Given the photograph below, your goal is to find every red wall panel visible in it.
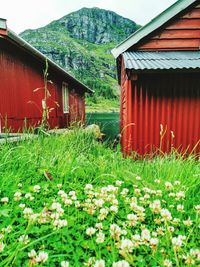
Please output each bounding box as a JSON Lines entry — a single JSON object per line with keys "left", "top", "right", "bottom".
{"left": 121, "top": 72, "right": 200, "bottom": 155}
{"left": 0, "top": 38, "right": 85, "bottom": 132}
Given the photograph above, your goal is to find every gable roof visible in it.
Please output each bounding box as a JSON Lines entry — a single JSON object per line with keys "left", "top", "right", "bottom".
{"left": 0, "top": 19, "right": 93, "bottom": 94}
{"left": 112, "top": 0, "right": 197, "bottom": 58}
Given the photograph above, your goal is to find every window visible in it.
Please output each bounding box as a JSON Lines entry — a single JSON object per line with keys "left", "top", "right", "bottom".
{"left": 62, "top": 82, "right": 69, "bottom": 113}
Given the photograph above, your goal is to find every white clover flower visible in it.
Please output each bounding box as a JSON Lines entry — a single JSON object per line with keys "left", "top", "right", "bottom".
{"left": 121, "top": 188, "right": 129, "bottom": 197}
{"left": 0, "top": 242, "right": 5, "bottom": 253}
{"left": 173, "top": 218, "right": 181, "bottom": 224}
{"left": 190, "top": 248, "right": 200, "bottom": 260}
{"left": 143, "top": 187, "right": 151, "bottom": 194}
{"left": 168, "top": 192, "right": 175, "bottom": 197}
{"left": 127, "top": 214, "right": 138, "bottom": 226}
{"left": 121, "top": 229, "right": 127, "bottom": 236}
{"left": 176, "top": 191, "right": 185, "bottom": 200}
{"left": 84, "top": 257, "right": 95, "bottom": 266}
{"left": 28, "top": 249, "right": 37, "bottom": 258}
{"left": 141, "top": 229, "right": 151, "bottom": 242}
{"left": 95, "top": 223, "right": 103, "bottom": 230}
{"left": 152, "top": 231, "right": 158, "bottom": 237}
{"left": 94, "top": 259, "right": 105, "bottom": 267}
{"left": 96, "top": 232, "right": 105, "bottom": 244}
{"left": 64, "top": 199, "right": 73, "bottom": 206}
{"left": 58, "top": 190, "right": 66, "bottom": 196}
{"left": 98, "top": 208, "right": 109, "bottom": 220}
{"left": 154, "top": 179, "right": 160, "bottom": 184}
{"left": 134, "top": 188, "right": 141, "bottom": 196}
{"left": 183, "top": 254, "right": 195, "bottom": 265}
{"left": 107, "top": 185, "right": 118, "bottom": 193}
{"left": 156, "top": 190, "right": 162, "bottom": 197}
{"left": 36, "top": 251, "right": 48, "bottom": 263}
{"left": 120, "top": 238, "right": 134, "bottom": 253}
{"left": 0, "top": 234, "right": 4, "bottom": 240}
{"left": 94, "top": 199, "right": 104, "bottom": 208}
{"left": 23, "top": 208, "right": 33, "bottom": 219}
{"left": 33, "top": 185, "right": 41, "bottom": 193}
{"left": 14, "top": 192, "right": 22, "bottom": 201}
{"left": 51, "top": 202, "right": 62, "bottom": 210}
{"left": 29, "top": 213, "right": 39, "bottom": 222}
{"left": 86, "top": 227, "right": 96, "bottom": 236}
{"left": 131, "top": 234, "right": 141, "bottom": 247}
{"left": 61, "top": 261, "right": 69, "bottom": 267}
{"left": 110, "top": 205, "right": 118, "bottom": 213}
{"left": 150, "top": 238, "right": 159, "bottom": 248}
{"left": 163, "top": 259, "right": 172, "bottom": 267}
{"left": 168, "top": 226, "right": 175, "bottom": 232}
{"left": 53, "top": 219, "right": 68, "bottom": 229}
{"left": 183, "top": 218, "right": 193, "bottom": 227}
{"left": 115, "top": 180, "right": 124, "bottom": 186}
{"left": 57, "top": 184, "right": 62, "bottom": 189}
{"left": 136, "top": 175, "right": 142, "bottom": 180}
{"left": 156, "top": 227, "right": 165, "bottom": 236}
{"left": 177, "top": 204, "right": 184, "bottom": 212}
{"left": 25, "top": 193, "right": 34, "bottom": 201}
{"left": 174, "top": 180, "right": 181, "bottom": 185}
{"left": 149, "top": 200, "right": 161, "bottom": 214}
{"left": 75, "top": 201, "right": 81, "bottom": 208}
{"left": 50, "top": 212, "right": 60, "bottom": 220}
{"left": 111, "top": 199, "right": 118, "bottom": 205}
{"left": 195, "top": 205, "right": 200, "bottom": 214}
{"left": 1, "top": 197, "right": 9, "bottom": 204}
{"left": 172, "top": 235, "right": 186, "bottom": 249}
{"left": 113, "top": 260, "right": 130, "bottom": 267}
{"left": 160, "top": 209, "right": 172, "bottom": 221}
{"left": 19, "top": 203, "right": 26, "bottom": 209}
{"left": 68, "top": 191, "right": 77, "bottom": 200}
{"left": 5, "top": 225, "right": 12, "bottom": 233}
{"left": 110, "top": 224, "right": 121, "bottom": 240}
{"left": 85, "top": 184, "right": 93, "bottom": 191}
{"left": 165, "top": 182, "right": 173, "bottom": 190}
{"left": 18, "top": 234, "right": 29, "bottom": 244}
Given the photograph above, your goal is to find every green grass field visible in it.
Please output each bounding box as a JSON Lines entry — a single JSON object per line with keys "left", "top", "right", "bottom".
{"left": 0, "top": 130, "right": 199, "bottom": 266}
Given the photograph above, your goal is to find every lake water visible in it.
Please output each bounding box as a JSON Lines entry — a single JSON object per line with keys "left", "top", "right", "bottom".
{"left": 86, "top": 112, "right": 120, "bottom": 141}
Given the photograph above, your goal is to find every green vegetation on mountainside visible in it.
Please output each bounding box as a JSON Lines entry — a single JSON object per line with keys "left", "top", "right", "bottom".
{"left": 20, "top": 8, "right": 140, "bottom": 111}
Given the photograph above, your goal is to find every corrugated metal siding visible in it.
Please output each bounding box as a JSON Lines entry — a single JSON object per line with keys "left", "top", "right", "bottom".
{"left": 137, "top": 1, "right": 200, "bottom": 51}
{"left": 0, "top": 39, "right": 85, "bottom": 132}
{"left": 121, "top": 72, "right": 200, "bottom": 155}
{"left": 123, "top": 51, "right": 200, "bottom": 70}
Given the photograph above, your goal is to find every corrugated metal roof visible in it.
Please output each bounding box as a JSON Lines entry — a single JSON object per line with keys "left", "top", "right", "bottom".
{"left": 123, "top": 51, "right": 200, "bottom": 70}
{"left": 112, "top": 0, "right": 197, "bottom": 58}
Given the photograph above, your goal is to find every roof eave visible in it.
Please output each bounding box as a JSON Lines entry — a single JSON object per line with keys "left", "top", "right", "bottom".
{"left": 6, "top": 29, "right": 93, "bottom": 94}
{"left": 112, "top": 0, "right": 197, "bottom": 58}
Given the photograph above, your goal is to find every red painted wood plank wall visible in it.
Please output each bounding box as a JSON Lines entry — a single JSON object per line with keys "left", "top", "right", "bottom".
{"left": 0, "top": 38, "right": 85, "bottom": 132}
{"left": 136, "top": 2, "right": 200, "bottom": 51}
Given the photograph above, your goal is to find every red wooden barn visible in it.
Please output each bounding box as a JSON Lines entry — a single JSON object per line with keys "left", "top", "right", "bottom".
{"left": 112, "top": 0, "right": 200, "bottom": 155}
{"left": 0, "top": 19, "right": 92, "bottom": 132}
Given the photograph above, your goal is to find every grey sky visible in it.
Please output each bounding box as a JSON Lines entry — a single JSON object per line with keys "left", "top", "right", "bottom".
{"left": 0, "top": 0, "right": 177, "bottom": 34}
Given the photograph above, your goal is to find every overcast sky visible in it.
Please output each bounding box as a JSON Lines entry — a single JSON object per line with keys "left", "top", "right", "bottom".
{"left": 0, "top": 0, "right": 177, "bottom": 34}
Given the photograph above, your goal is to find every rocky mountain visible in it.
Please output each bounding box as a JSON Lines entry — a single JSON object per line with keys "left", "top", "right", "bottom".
{"left": 20, "top": 8, "right": 140, "bottom": 106}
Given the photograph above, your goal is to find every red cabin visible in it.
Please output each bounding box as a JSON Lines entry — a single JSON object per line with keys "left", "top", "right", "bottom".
{"left": 112, "top": 0, "right": 200, "bottom": 155}
{"left": 0, "top": 19, "right": 92, "bottom": 132}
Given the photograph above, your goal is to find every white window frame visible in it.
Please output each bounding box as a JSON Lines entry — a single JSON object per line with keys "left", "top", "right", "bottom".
{"left": 62, "top": 82, "right": 69, "bottom": 113}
